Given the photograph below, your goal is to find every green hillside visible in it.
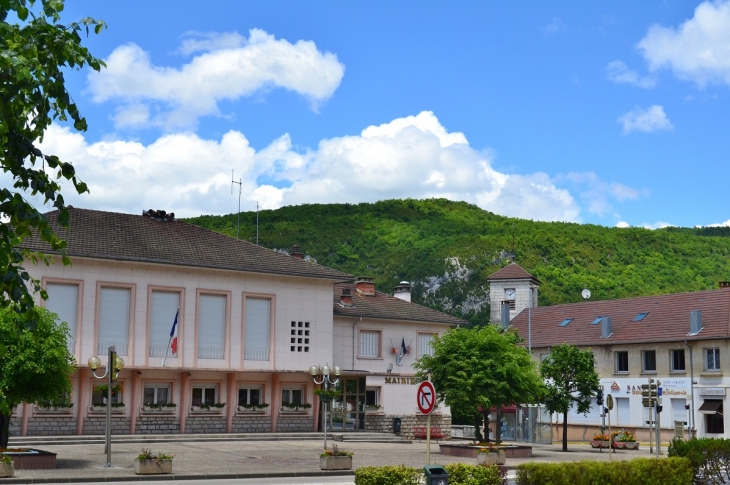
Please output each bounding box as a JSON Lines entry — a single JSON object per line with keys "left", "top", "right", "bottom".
{"left": 185, "top": 199, "right": 730, "bottom": 326}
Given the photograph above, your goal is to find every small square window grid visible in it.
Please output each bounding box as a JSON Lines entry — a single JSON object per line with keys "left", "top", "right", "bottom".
{"left": 290, "top": 321, "right": 310, "bottom": 352}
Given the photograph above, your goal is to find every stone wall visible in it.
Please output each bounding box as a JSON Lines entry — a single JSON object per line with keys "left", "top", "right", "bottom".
{"left": 184, "top": 415, "right": 226, "bottom": 434}
{"left": 83, "top": 416, "right": 131, "bottom": 435}
{"left": 27, "top": 417, "right": 76, "bottom": 435}
{"left": 8, "top": 416, "right": 21, "bottom": 437}
{"left": 276, "top": 415, "right": 312, "bottom": 432}
{"left": 365, "top": 414, "right": 452, "bottom": 440}
{"left": 136, "top": 416, "right": 180, "bottom": 434}
{"left": 231, "top": 416, "right": 271, "bottom": 433}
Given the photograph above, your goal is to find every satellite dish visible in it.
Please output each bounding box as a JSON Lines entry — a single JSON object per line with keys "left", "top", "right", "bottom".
{"left": 582, "top": 289, "right": 591, "bottom": 300}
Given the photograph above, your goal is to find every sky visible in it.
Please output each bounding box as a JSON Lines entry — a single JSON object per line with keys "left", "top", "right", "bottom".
{"left": 18, "top": 1, "right": 730, "bottom": 228}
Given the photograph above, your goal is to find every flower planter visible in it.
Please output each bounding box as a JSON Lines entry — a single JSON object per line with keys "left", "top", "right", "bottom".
{"left": 134, "top": 458, "right": 172, "bottom": 475}
{"left": 365, "top": 406, "right": 382, "bottom": 414}
{"left": 477, "top": 452, "right": 506, "bottom": 466}
{"left": 320, "top": 455, "right": 352, "bottom": 470}
{"left": 590, "top": 440, "right": 611, "bottom": 449}
{"left": 0, "top": 462, "right": 14, "bottom": 478}
{"left": 280, "top": 406, "right": 310, "bottom": 414}
{"left": 237, "top": 406, "right": 267, "bottom": 414}
{"left": 614, "top": 441, "right": 639, "bottom": 450}
{"left": 35, "top": 406, "right": 73, "bottom": 414}
{"left": 190, "top": 406, "right": 224, "bottom": 414}
{"left": 141, "top": 406, "right": 176, "bottom": 414}
{"left": 89, "top": 405, "right": 125, "bottom": 414}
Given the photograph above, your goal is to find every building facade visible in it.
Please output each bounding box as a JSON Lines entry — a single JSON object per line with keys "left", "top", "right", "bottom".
{"left": 11, "top": 208, "right": 461, "bottom": 438}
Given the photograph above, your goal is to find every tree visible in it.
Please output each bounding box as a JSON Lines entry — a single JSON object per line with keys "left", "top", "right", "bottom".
{"left": 540, "top": 343, "right": 600, "bottom": 452}
{"left": 0, "top": 0, "right": 104, "bottom": 334}
{"left": 413, "top": 325, "right": 544, "bottom": 443}
{"left": 0, "top": 306, "right": 75, "bottom": 447}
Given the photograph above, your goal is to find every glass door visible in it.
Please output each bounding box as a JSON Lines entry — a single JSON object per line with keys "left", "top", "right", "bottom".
{"left": 326, "top": 377, "right": 366, "bottom": 431}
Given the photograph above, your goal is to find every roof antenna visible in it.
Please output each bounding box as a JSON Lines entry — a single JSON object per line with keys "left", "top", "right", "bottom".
{"left": 231, "top": 169, "right": 242, "bottom": 239}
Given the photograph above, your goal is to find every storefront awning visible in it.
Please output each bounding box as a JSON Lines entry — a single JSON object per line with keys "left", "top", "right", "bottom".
{"left": 698, "top": 400, "right": 723, "bottom": 415}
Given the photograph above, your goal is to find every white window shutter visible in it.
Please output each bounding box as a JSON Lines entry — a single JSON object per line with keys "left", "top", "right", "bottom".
{"left": 149, "top": 291, "right": 179, "bottom": 357}
{"left": 198, "top": 294, "right": 226, "bottom": 359}
{"left": 98, "top": 287, "right": 130, "bottom": 356}
{"left": 45, "top": 283, "right": 78, "bottom": 353}
{"left": 418, "top": 334, "right": 434, "bottom": 357}
{"left": 360, "top": 331, "right": 378, "bottom": 357}
{"left": 245, "top": 298, "right": 270, "bottom": 361}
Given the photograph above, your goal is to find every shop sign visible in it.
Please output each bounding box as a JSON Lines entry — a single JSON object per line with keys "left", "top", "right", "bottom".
{"left": 700, "top": 387, "right": 726, "bottom": 396}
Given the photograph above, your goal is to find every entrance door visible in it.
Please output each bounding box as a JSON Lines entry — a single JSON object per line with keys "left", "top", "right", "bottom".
{"left": 327, "top": 377, "right": 366, "bottom": 431}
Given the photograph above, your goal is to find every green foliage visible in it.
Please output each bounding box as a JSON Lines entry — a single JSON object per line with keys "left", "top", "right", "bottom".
{"left": 0, "top": 306, "right": 75, "bottom": 446}
{"left": 354, "top": 465, "right": 422, "bottom": 485}
{"left": 444, "top": 463, "right": 507, "bottom": 485}
{"left": 668, "top": 437, "right": 730, "bottom": 484}
{"left": 186, "top": 199, "right": 730, "bottom": 328}
{"left": 413, "top": 325, "right": 544, "bottom": 442}
{"left": 516, "top": 458, "right": 693, "bottom": 485}
{"left": 540, "top": 344, "right": 600, "bottom": 452}
{"left": 0, "top": 0, "right": 104, "bottom": 332}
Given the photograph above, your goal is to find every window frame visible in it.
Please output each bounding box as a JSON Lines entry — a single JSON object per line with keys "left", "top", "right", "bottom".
{"left": 641, "top": 350, "right": 657, "bottom": 373}
{"left": 91, "top": 379, "right": 124, "bottom": 406}
{"left": 615, "top": 351, "right": 629, "bottom": 373}
{"left": 96, "top": 283, "right": 135, "bottom": 357}
{"left": 365, "top": 387, "right": 380, "bottom": 408}
{"left": 417, "top": 332, "right": 436, "bottom": 358}
{"left": 281, "top": 386, "right": 305, "bottom": 406}
{"left": 147, "top": 287, "right": 182, "bottom": 359}
{"left": 143, "top": 382, "right": 172, "bottom": 405}
{"left": 706, "top": 348, "right": 721, "bottom": 371}
{"left": 243, "top": 294, "right": 273, "bottom": 361}
{"left": 670, "top": 349, "right": 686, "bottom": 372}
{"left": 705, "top": 399, "right": 724, "bottom": 434}
{"left": 358, "top": 329, "right": 382, "bottom": 359}
{"left": 238, "top": 385, "right": 264, "bottom": 406}
{"left": 192, "top": 383, "right": 219, "bottom": 406}
{"left": 196, "top": 291, "right": 229, "bottom": 361}
{"left": 43, "top": 278, "right": 82, "bottom": 356}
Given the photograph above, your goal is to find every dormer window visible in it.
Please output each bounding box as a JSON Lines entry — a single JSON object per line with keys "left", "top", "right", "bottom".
{"left": 559, "top": 318, "right": 573, "bottom": 327}
{"left": 633, "top": 312, "right": 649, "bottom": 321}
{"left": 591, "top": 317, "right": 603, "bottom": 325}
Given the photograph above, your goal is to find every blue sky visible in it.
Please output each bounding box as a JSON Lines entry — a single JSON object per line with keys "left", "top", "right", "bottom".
{"left": 29, "top": 1, "right": 730, "bottom": 228}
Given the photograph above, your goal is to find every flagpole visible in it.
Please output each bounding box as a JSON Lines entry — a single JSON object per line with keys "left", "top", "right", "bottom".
{"left": 162, "top": 307, "right": 179, "bottom": 368}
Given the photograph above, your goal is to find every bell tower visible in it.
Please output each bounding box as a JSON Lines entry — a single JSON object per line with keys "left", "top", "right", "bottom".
{"left": 486, "top": 263, "right": 540, "bottom": 323}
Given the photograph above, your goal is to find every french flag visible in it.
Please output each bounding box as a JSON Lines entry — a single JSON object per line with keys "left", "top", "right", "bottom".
{"left": 169, "top": 310, "right": 179, "bottom": 355}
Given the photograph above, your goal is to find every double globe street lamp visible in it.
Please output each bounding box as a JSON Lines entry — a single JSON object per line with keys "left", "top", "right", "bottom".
{"left": 88, "top": 346, "right": 125, "bottom": 467}
{"left": 310, "top": 361, "right": 340, "bottom": 451}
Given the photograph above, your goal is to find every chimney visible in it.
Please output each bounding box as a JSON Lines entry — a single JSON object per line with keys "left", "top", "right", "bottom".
{"left": 393, "top": 281, "right": 412, "bottom": 302}
{"left": 720, "top": 282, "right": 730, "bottom": 288}
{"left": 690, "top": 310, "right": 703, "bottom": 335}
{"left": 355, "top": 277, "right": 375, "bottom": 296}
{"left": 291, "top": 245, "right": 304, "bottom": 260}
{"left": 340, "top": 288, "right": 353, "bottom": 306}
{"left": 601, "top": 316, "right": 612, "bottom": 338}
{"left": 500, "top": 301, "right": 510, "bottom": 329}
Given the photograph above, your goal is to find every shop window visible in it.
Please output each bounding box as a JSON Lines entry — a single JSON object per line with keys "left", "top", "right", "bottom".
{"left": 192, "top": 384, "right": 217, "bottom": 406}
{"left": 615, "top": 351, "right": 629, "bottom": 373}
{"left": 144, "top": 383, "right": 171, "bottom": 405}
{"left": 706, "top": 348, "right": 721, "bottom": 371}
{"left": 282, "top": 387, "right": 304, "bottom": 406}
{"left": 671, "top": 349, "right": 686, "bottom": 372}
{"left": 642, "top": 350, "right": 656, "bottom": 372}
{"left": 239, "top": 386, "right": 262, "bottom": 406}
{"left": 359, "top": 330, "right": 380, "bottom": 358}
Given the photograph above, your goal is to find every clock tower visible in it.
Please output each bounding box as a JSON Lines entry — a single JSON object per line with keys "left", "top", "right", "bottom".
{"left": 487, "top": 263, "right": 540, "bottom": 324}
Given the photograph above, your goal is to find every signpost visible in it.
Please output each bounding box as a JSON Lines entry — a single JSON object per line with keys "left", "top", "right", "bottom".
{"left": 606, "top": 394, "right": 614, "bottom": 456}
{"left": 417, "top": 381, "right": 436, "bottom": 464}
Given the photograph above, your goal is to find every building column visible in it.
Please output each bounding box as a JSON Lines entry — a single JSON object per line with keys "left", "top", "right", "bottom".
{"left": 180, "top": 372, "right": 190, "bottom": 434}
{"left": 271, "top": 373, "right": 280, "bottom": 433}
{"left": 21, "top": 403, "right": 31, "bottom": 436}
{"left": 226, "top": 372, "right": 235, "bottom": 433}
{"left": 76, "top": 368, "right": 87, "bottom": 435}
{"left": 130, "top": 371, "right": 140, "bottom": 434}
{"left": 312, "top": 393, "right": 320, "bottom": 432}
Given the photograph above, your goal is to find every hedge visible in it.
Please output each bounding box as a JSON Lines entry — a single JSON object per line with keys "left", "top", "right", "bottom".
{"left": 668, "top": 437, "right": 730, "bottom": 484}
{"left": 354, "top": 463, "right": 506, "bottom": 485}
{"left": 516, "top": 457, "right": 693, "bottom": 485}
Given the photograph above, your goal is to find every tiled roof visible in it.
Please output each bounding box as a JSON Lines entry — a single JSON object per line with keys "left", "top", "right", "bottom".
{"left": 21, "top": 208, "right": 353, "bottom": 280}
{"left": 333, "top": 283, "right": 465, "bottom": 326}
{"left": 486, "top": 263, "right": 540, "bottom": 283}
{"left": 509, "top": 287, "right": 730, "bottom": 347}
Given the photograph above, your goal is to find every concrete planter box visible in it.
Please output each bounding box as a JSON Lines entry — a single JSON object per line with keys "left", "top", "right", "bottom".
{"left": 0, "top": 462, "right": 14, "bottom": 478}
{"left": 237, "top": 406, "right": 268, "bottom": 414}
{"left": 34, "top": 406, "right": 73, "bottom": 415}
{"left": 141, "top": 406, "right": 176, "bottom": 414}
{"left": 614, "top": 441, "right": 639, "bottom": 450}
{"left": 590, "top": 440, "right": 611, "bottom": 449}
{"left": 190, "top": 406, "right": 224, "bottom": 414}
{"left": 477, "top": 452, "right": 506, "bottom": 466}
{"left": 89, "top": 405, "right": 125, "bottom": 414}
{"left": 320, "top": 455, "right": 352, "bottom": 470}
{"left": 134, "top": 459, "right": 172, "bottom": 475}
{"left": 280, "top": 406, "right": 310, "bottom": 414}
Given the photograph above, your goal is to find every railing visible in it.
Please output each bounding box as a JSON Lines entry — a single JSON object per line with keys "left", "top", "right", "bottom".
{"left": 198, "top": 346, "right": 224, "bottom": 359}
{"left": 149, "top": 343, "right": 171, "bottom": 357}
{"left": 244, "top": 348, "right": 269, "bottom": 361}
{"left": 97, "top": 342, "right": 128, "bottom": 356}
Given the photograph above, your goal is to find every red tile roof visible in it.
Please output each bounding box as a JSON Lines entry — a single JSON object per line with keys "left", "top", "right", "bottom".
{"left": 21, "top": 208, "right": 352, "bottom": 280}
{"left": 486, "top": 263, "right": 540, "bottom": 283}
{"left": 509, "top": 287, "right": 730, "bottom": 347}
{"left": 333, "top": 283, "right": 465, "bottom": 326}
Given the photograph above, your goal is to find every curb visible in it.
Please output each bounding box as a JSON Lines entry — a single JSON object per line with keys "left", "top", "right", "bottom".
{"left": 0, "top": 470, "right": 355, "bottom": 484}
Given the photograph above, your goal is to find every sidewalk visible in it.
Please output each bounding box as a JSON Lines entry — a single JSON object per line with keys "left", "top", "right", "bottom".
{"left": 0, "top": 438, "right": 664, "bottom": 484}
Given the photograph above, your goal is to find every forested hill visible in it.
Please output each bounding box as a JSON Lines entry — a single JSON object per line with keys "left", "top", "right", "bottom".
{"left": 185, "top": 199, "right": 730, "bottom": 326}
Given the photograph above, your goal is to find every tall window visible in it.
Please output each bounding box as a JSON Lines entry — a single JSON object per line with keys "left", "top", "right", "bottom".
{"left": 144, "top": 383, "right": 171, "bottom": 405}
{"left": 92, "top": 381, "right": 123, "bottom": 406}
{"left": 671, "top": 349, "right": 686, "bottom": 372}
{"left": 45, "top": 282, "right": 78, "bottom": 354}
{"left": 98, "top": 287, "right": 130, "bottom": 356}
{"left": 239, "top": 386, "right": 262, "bottom": 406}
{"left": 706, "top": 348, "right": 721, "bottom": 371}
{"left": 198, "top": 294, "right": 225, "bottom": 359}
{"left": 192, "top": 384, "right": 217, "bottom": 406}
{"left": 365, "top": 388, "right": 380, "bottom": 407}
{"left": 642, "top": 350, "right": 656, "bottom": 372}
{"left": 615, "top": 351, "right": 629, "bottom": 373}
{"left": 359, "top": 330, "right": 380, "bottom": 358}
{"left": 149, "top": 291, "right": 179, "bottom": 357}
{"left": 418, "top": 333, "right": 435, "bottom": 358}
{"left": 706, "top": 400, "right": 724, "bottom": 433}
{"left": 245, "top": 297, "right": 270, "bottom": 361}
{"left": 282, "top": 387, "right": 303, "bottom": 405}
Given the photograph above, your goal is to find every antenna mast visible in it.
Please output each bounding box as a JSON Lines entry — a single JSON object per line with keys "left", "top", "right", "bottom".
{"left": 256, "top": 201, "right": 259, "bottom": 245}
{"left": 231, "top": 170, "right": 242, "bottom": 239}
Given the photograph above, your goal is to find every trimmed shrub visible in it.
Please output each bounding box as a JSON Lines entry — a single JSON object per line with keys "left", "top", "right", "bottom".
{"left": 668, "top": 437, "right": 730, "bottom": 484}
{"left": 516, "top": 458, "right": 693, "bottom": 485}
{"left": 445, "top": 463, "right": 507, "bottom": 485}
{"left": 354, "top": 465, "right": 421, "bottom": 485}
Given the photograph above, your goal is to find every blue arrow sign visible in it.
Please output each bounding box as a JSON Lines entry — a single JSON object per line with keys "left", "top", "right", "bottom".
{"left": 658, "top": 387, "right": 663, "bottom": 397}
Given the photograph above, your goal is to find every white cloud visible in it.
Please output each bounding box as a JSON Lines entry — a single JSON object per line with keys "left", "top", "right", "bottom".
{"left": 637, "top": 0, "right": 730, "bottom": 87}
{"left": 560, "top": 172, "right": 645, "bottom": 217}
{"left": 37, "top": 112, "right": 587, "bottom": 222}
{"left": 703, "top": 219, "right": 730, "bottom": 227}
{"left": 641, "top": 221, "right": 674, "bottom": 230}
{"left": 544, "top": 17, "right": 567, "bottom": 37}
{"left": 615, "top": 221, "right": 630, "bottom": 228}
{"left": 87, "top": 29, "right": 345, "bottom": 130}
{"left": 606, "top": 60, "right": 656, "bottom": 88}
{"left": 617, "top": 105, "right": 673, "bottom": 134}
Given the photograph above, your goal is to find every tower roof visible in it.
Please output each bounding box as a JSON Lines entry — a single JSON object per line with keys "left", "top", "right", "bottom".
{"left": 486, "top": 262, "right": 540, "bottom": 284}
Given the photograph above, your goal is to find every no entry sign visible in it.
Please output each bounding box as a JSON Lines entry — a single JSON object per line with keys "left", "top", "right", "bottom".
{"left": 417, "top": 381, "right": 436, "bottom": 415}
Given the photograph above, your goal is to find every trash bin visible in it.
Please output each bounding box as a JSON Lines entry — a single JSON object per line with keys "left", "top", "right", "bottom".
{"left": 393, "top": 417, "right": 402, "bottom": 434}
{"left": 423, "top": 465, "right": 449, "bottom": 485}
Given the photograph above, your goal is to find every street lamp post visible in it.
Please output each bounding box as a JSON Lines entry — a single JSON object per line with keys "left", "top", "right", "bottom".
{"left": 88, "top": 346, "right": 125, "bottom": 467}
{"left": 309, "top": 361, "right": 340, "bottom": 451}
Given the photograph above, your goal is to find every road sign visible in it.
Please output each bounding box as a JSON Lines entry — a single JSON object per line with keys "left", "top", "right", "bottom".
{"left": 606, "top": 394, "right": 614, "bottom": 411}
{"left": 658, "top": 387, "right": 663, "bottom": 397}
{"left": 417, "top": 381, "right": 436, "bottom": 415}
